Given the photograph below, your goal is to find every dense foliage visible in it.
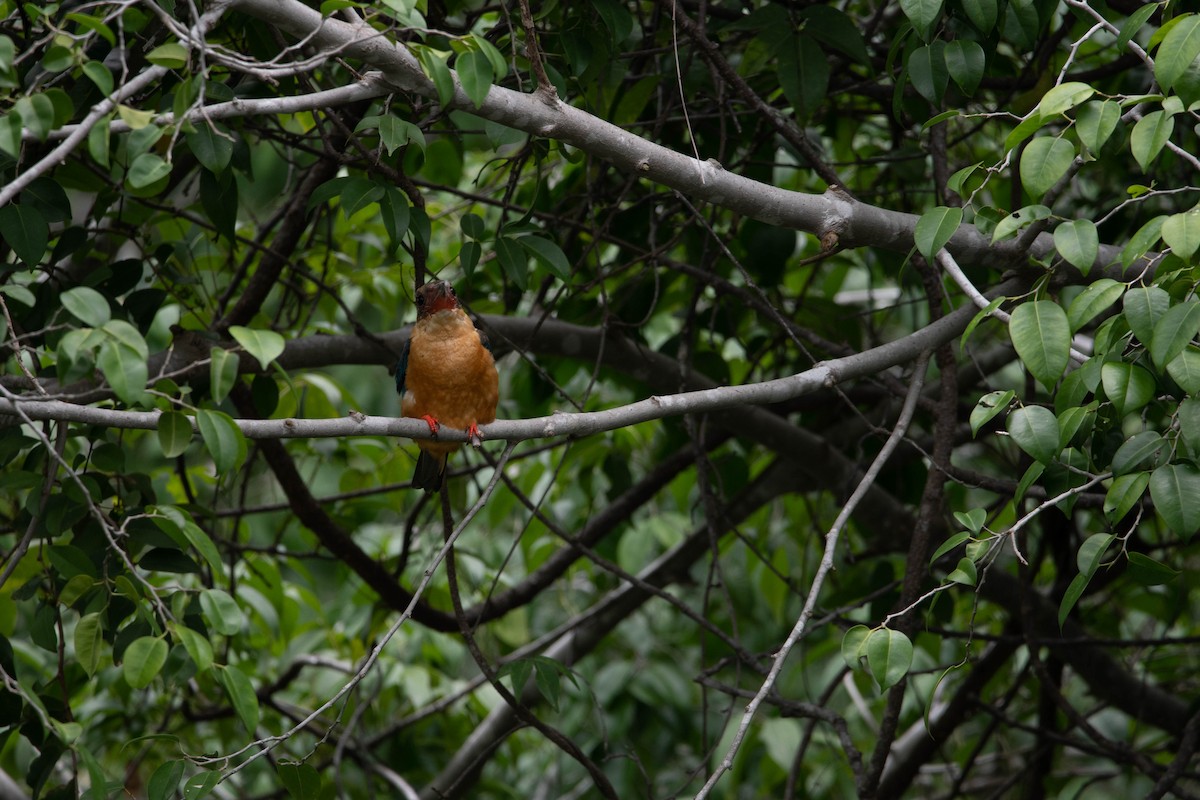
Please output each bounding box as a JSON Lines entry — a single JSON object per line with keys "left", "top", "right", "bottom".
{"left": 0, "top": 0, "right": 1198, "bottom": 797}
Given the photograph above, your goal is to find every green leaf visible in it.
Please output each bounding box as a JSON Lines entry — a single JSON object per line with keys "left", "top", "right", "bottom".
{"left": 954, "top": 508, "right": 987, "bottom": 534}
{"left": 123, "top": 636, "right": 169, "bottom": 689}
{"left": 147, "top": 760, "right": 186, "bottom": 800}
{"left": 1123, "top": 285, "right": 1170, "bottom": 345}
{"left": 336, "top": 177, "right": 385, "bottom": 218}
{"left": 909, "top": 42, "right": 948, "bottom": 104}
{"left": 186, "top": 123, "right": 234, "bottom": 173}
{"left": 128, "top": 152, "right": 171, "bottom": 189}
{"left": 970, "top": 389, "right": 1014, "bottom": 436}
{"left": 1123, "top": 216, "right": 1167, "bottom": 269}
{"left": 183, "top": 770, "right": 221, "bottom": 800}
{"left": 219, "top": 664, "right": 260, "bottom": 733}
{"left": 1037, "top": 81, "right": 1095, "bottom": 117}
{"left": 1076, "top": 100, "right": 1120, "bottom": 153}
{"left": 777, "top": 34, "right": 828, "bottom": 121}
{"left": 75, "top": 612, "right": 104, "bottom": 677}
{"left": 1167, "top": 348, "right": 1200, "bottom": 393}
{"left": 147, "top": 42, "right": 188, "bottom": 68}
{"left": 1131, "top": 111, "right": 1174, "bottom": 172}
{"left": 1162, "top": 209, "right": 1200, "bottom": 261}
{"left": 1007, "top": 405, "right": 1060, "bottom": 463}
{"left": 278, "top": 763, "right": 322, "bottom": 800}
{"left": 1101, "top": 361, "right": 1156, "bottom": 416}
{"left": 98, "top": 341, "right": 148, "bottom": 405}
{"left": 899, "top": 0, "right": 943, "bottom": 39}
{"left": 1053, "top": 219, "right": 1099, "bottom": 273}
{"left": 1150, "top": 463, "right": 1200, "bottom": 537}
{"left": 173, "top": 625, "right": 214, "bottom": 672}
{"left": 1020, "top": 137, "right": 1076, "bottom": 199}
{"left": 1067, "top": 279, "right": 1123, "bottom": 332}
{"left": 416, "top": 47, "right": 455, "bottom": 107}
{"left": 519, "top": 235, "right": 572, "bottom": 280}
{"left": 960, "top": 296, "right": 1005, "bottom": 347}
{"left": 946, "top": 556, "right": 977, "bottom": 586}
{"left": 1126, "top": 552, "right": 1179, "bottom": 586}
{"left": 200, "top": 588, "right": 245, "bottom": 636}
{"left": 1009, "top": 300, "right": 1070, "bottom": 387}
{"left": 866, "top": 628, "right": 913, "bottom": 690}
{"left": 456, "top": 49, "right": 493, "bottom": 109}
{"left": 209, "top": 347, "right": 239, "bottom": 403}
{"left": 1104, "top": 471, "right": 1149, "bottom": 522}
{"left": 1155, "top": 15, "right": 1200, "bottom": 92}
{"left": 1078, "top": 533, "right": 1115, "bottom": 578}
{"left": 914, "top": 206, "right": 963, "bottom": 260}
{"left": 496, "top": 236, "right": 529, "bottom": 287}
{"left": 0, "top": 204, "right": 49, "bottom": 266}
{"left": 840, "top": 625, "right": 871, "bottom": 669}
{"left": 931, "top": 530, "right": 971, "bottom": 563}
{"left": 992, "top": 204, "right": 1051, "bottom": 242}
{"left": 157, "top": 411, "right": 193, "bottom": 458}
{"left": 229, "top": 326, "right": 286, "bottom": 370}
{"left": 60, "top": 286, "right": 111, "bottom": 327}
{"left": 1150, "top": 300, "right": 1200, "bottom": 369}
{"left": 962, "top": 0, "right": 997, "bottom": 31}
{"left": 1111, "top": 431, "right": 1166, "bottom": 475}
{"left": 944, "top": 40, "right": 984, "bottom": 96}
{"left": 195, "top": 409, "right": 246, "bottom": 474}
{"left": 1118, "top": 3, "right": 1159, "bottom": 52}
{"left": 1058, "top": 572, "right": 1089, "bottom": 628}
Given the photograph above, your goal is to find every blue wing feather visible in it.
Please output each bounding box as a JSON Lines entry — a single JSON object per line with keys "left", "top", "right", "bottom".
{"left": 394, "top": 338, "right": 411, "bottom": 396}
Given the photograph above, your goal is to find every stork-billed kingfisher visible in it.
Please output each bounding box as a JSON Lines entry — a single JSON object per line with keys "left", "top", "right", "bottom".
{"left": 395, "top": 280, "right": 499, "bottom": 493}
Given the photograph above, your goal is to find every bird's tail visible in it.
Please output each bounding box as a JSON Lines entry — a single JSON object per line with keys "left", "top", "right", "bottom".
{"left": 413, "top": 450, "right": 447, "bottom": 494}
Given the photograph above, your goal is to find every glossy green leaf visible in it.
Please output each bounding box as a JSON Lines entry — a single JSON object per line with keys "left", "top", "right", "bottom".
{"left": 1037, "top": 81, "right": 1095, "bottom": 117}
{"left": 173, "top": 625, "right": 214, "bottom": 672}
{"left": 992, "top": 204, "right": 1051, "bottom": 242}
{"left": 456, "top": 49, "right": 493, "bottom": 109}
{"left": 866, "top": 628, "right": 913, "bottom": 690}
{"left": 1020, "top": 137, "right": 1075, "bottom": 199}
{"left": 209, "top": 347, "right": 239, "bottom": 403}
{"left": 1067, "top": 279, "right": 1123, "bottom": 332}
{"left": 1122, "top": 216, "right": 1166, "bottom": 269}
{"left": 946, "top": 556, "right": 977, "bottom": 586}
{"left": 219, "top": 664, "right": 260, "bottom": 733}
{"left": 970, "top": 389, "right": 1014, "bottom": 436}
{"left": 60, "top": 286, "right": 111, "bottom": 327}
{"left": 416, "top": 47, "right": 455, "bottom": 107}
{"left": 496, "top": 236, "right": 529, "bottom": 287}
{"left": 147, "top": 42, "right": 188, "bottom": 68}
{"left": 1007, "top": 404, "right": 1061, "bottom": 463}
{"left": 931, "top": 531, "right": 971, "bottom": 563}
{"left": 1150, "top": 463, "right": 1200, "bottom": 537}
{"left": 909, "top": 43, "right": 948, "bottom": 104}
{"left": 186, "top": 123, "right": 234, "bottom": 173}
{"left": 900, "top": 0, "right": 943, "bottom": 39}
{"left": 519, "top": 235, "right": 572, "bottom": 281}
{"left": 1076, "top": 99, "right": 1120, "bottom": 153}
{"left": 229, "top": 326, "right": 285, "bottom": 370}
{"left": 1058, "top": 572, "right": 1090, "bottom": 628}
{"left": 1111, "top": 431, "right": 1166, "bottom": 475}
{"left": 1101, "top": 361, "right": 1156, "bottom": 416}
{"left": 1150, "top": 301, "right": 1200, "bottom": 369}
{"left": 200, "top": 588, "right": 245, "bottom": 636}
{"left": 1104, "top": 471, "right": 1149, "bottom": 522}
{"left": 1167, "top": 348, "right": 1200, "bottom": 393}
{"left": 147, "top": 760, "right": 186, "bottom": 800}
{"left": 840, "top": 625, "right": 871, "bottom": 668}
{"left": 1123, "top": 285, "right": 1170, "bottom": 345}
{"left": 1009, "top": 300, "right": 1070, "bottom": 387}
{"left": 1155, "top": 16, "right": 1200, "bottom": 92}
{"left": 157, "top": 411, "right": 193, "bottom": 458}
{"left": 75, "top": 612, "right": 104, "bottom": 676}
{"left": 914, "top": 206, "right": 963, "bottom": 260}
{"left": 128, "top": 153, "right": 171, "bottom": 189}
{"left": 98, "top": 341, "right": 148, "bottom": 405}
{"left": 123, "top": 636, "right": 169, "bottom": 689}
{"left": 1131, "top": 111, "right": 1174, "bottom": 172}
{"left": 1054, "top": 219, "right": 1099, "bottom": 273}
{"left": 944, "top": 40, "right": 985, "bottom": 96}
{"left": 195, "top": 409, "right": 246, "bottom": 473}
{"left": 1162, "top": 209, "right": 1200, "bottom": 261}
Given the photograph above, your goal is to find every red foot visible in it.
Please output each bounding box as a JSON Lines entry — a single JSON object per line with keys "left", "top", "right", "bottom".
{"left": 421, "top": 415, "right": 441, "bottom": 437}
{"left": 466, "top": 422, "right": 484, "bottom": 448}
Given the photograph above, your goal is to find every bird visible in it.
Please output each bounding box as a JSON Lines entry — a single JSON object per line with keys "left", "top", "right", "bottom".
{"left": 395, "top": 280, "right": 499, "bottom": 493}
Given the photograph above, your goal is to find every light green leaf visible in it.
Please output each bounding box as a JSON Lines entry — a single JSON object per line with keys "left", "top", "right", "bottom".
{"left": 1053, "top": 219, "right": 1099, "bottom": 273}
{"left": 1009, "top": 300, "right": 1071, "bottom": 387}
{"left": 840, "top": 625, "right": 871, "bottom": 668}
{"left": 931, "top": 531, "right": 972, "bottom": 563}
{"left": 1150, "top": 300, "right": 1200, "bottom": 369}
{"left": 456, "top": 49, "right": 493, "bottom": 109}
{"left": 229, "top": 326, "right": 286, "bottom": 370}
{"left": 123, "top": 636, "right": 169, "bottom": 689}
{"left": 914, "top": 206, "right": 963, "bottom": 260}
{"left": 1131, "top": 111, "right": 1174, "bottom": 172}
{"left": 219, "top": 664, "right": 260, "bottom": 733}
{"left": 157, "top": 411, "right": 193, "bottom": 458}
{"left": 128, "top": 152, "right": 171, "bottom": 189}
{"left": 1076, "top": 99, "right": 1120, "bottom": 153}
{"left": 1037, "top": 81, "right": 1095, "bottom": 117}
{"left": 1020, "top": 137, "right": 1076, "bottom": 199}
{"left": 1122, "top": 216, "right": 1166, "bottom": 269}
{"left": 173, "top": 625, "right": 214, "bottom": 673}
{"left": 1101, "top": 361, "right": 1156, "bottom": 416}
{"left": 992, "top": 204, "right": 1051, "bottom": 242}
{"left": 1007, "top": 405, "right": 1061, "bottom": 464}
{"left": 1104, "top": 471, "right": 1149, "bottom": 523}
{"left": 1155, "top": 15, "right": 1200, "bottom": 92}
{"left": 1150, "top": 463, "right": 1200, "bottom": 537}
{"left": 1162, "top": 209, "right": 1200, "bottom": 261}
{"left": 210, "top": 347, "right": 239, "bottom": 403}
{"left": 866, "top": 628, "right": 913, "bottom": 690}
{"left": 1167, "top": 348, "right": 1200, "bottom": 393}
{"left": 1067, "top": 279, "right": 1123, "bottom": 332}
{"left": 147, "top": 42, "right": 188, "bottom": 68}
{"left": 195, "top": 409, "right": 246, "bottom": 474}
{"left": 200, "top": 588, "right": 245, "bottom": 636}
{"left": 98, "top": 341, "right": 148, "bottom": 405}
{"left": 970, "top": 389, "right": 1014, "bottom": 436}
{"left": 183, "top": 770, "right": 221, "bottom": 800}
{"left": 1123, "top": 285, "right": 1171, "bottom": 345}
{"left": 60, "top": 286, "right": 111, "bottom": 327}
{"left": 946, "top": 556, "right": 977, "bottom": 586}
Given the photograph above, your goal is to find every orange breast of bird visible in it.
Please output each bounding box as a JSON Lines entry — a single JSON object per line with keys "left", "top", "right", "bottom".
{"left": 401, "top": 308, "right": 498, "bottom": 456}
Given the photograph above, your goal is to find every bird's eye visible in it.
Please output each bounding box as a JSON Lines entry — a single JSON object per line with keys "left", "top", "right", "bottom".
{"left": 415, "top": 293, "right": 425, "bottom": 306}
